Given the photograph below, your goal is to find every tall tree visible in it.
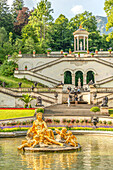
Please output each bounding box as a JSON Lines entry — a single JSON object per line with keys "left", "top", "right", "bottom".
{"left": 70, "top": 11, "right": 97, "bottom": 32}
{"left": 22, "top": 0, "right": 54, "bottom": 52}
{"left": 0, "top": 0, "right": 13, "bottom": 33}
{"left": 14, "top": 7, "right": 30, "bottom": 36}
{"left": 0, "top": 27, "right": 8, "bottom": 47}
{"left": 50, "top": 14, "right": 72, "bottom": 51}
{"left": 11, "top": 0, "right": 24, "bottom": 22}
{"left": 104, "top": 0, "right": 113, "bottom": 40}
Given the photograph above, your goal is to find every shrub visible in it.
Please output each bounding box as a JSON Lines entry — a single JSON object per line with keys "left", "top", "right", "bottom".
{"left": 29, "top": 104, "right": 32, "bottom": 108}
{"left": 109, "top": 110, "right": 113, "bottom": 115}
{"left": 99, "top": 120, "right": 102, "bottom": 124}
{"left": 85, "top": 119, "right": 88, "bottom": 123}
{"left": 53, "top": 119, "right": 60, "bottom": 123}
{"left": 76, "top": 120, "right": 79, "bottom": 123}
{"left": 108, "top": 121, "right": 112, "bottom": 125}
{"left": 45, "top": 118, "right": 52, "bottom": 123}
{"left": 67, "top": 119, "right": 71, "bottom": 123}
{"left": 88, "top": 120, "right": 91, "bottom": 123}
{"left": 56, "top": 120, "right": 60, "bottom": 123}
{"left": 36, "top": 108, "right": 44, "bottom": 113}
{"left": 90, "top": 107, "right": 100, "bottom": 113}
{"left": 71, "top": 119, "right": 75, "bottom": 123}
{"left": 24, "top": 104, "right": 27, "bottom": 108}
{"left": 31, "top": 120, "right": 33, "bottom": 123}
{"left": 62, "top": 119, "right": 66, "bottom": 123}
{"left": 103, "top": 120, "right": 107, "bottom": 125}
{"left": 22, "top": 122, "right": 26, "bottom": 125}
{"left": 80, "top": 119, "right": 84, "bottom": 124}
{"left": 91, "top": 53, "right": 94, "bottom": 56}
{"left": 0, "top": 60, "right": 18, "bottom": 76}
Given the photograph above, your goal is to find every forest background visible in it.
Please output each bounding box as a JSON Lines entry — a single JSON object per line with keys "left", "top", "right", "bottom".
{"left": 0, "top": 0, "right": 113, "bottom": 69}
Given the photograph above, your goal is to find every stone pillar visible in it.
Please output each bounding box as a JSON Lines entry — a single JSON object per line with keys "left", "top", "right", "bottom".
{"left": 74, "top": 37, "right": 76, "bottom": 51}
{"left": 83, "top": 73, "right": 87, "bottom": 86}
{"left": 72, "top": 74, "right": 75, "bottom": 85}
{"left": 94, "top": 73, "right": 96, "bottom": 84}
{"left": 84, "top": 36, "right": 85, "bottom": 51}
{"left": 87, "top": 37, "right": 88, "bottom": 50}
{"left": 77, "top": 36, "right": 79, "bottom": 51}
{"left": 61, "top": 74, "right": 64, "bottom": 84}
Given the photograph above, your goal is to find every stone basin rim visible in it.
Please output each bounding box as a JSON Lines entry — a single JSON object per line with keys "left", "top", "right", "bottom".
{"left": 1, "top": 130, "right": 113, "bottom": 138}
{"left": 24, "top": 144, "right": 81, "bottom": 152}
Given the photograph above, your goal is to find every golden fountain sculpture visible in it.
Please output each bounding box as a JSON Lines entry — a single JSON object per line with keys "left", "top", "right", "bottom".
{"left": 18, "top": 112, "right": 79, "bottom": 152}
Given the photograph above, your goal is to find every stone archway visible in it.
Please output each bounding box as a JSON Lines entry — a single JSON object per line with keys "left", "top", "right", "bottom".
{"left": 75, "top": 71, "right": 83, "bottom": 87}
{"left": 64, "top": 71, "right": 72, "bottom": 84}
{"left": 86, "top": 71, "right": 95, "bottom": 84}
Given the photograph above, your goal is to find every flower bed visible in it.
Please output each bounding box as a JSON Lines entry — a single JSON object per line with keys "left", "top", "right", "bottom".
{"left": 0, "top": 108, "right": 35, "bottom": 110}
{"left": 1, "top": 125, "right": 113, "bottom": 132}
{"left": 1, "top": 117, "right": 113, "bottom": 132}
{"left": 45, "top": 118, "right": 113, "bottom": 127}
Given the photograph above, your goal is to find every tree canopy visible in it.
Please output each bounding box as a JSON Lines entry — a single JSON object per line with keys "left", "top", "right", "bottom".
{"left": 104, "top": 0, "right": 113, "bottom": 40}
{"left": 0, "top": 0, "right": 113, "bottom": 64}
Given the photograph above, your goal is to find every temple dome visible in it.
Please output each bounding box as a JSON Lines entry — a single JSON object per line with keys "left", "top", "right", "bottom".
{"left": 73, "top": 25, "right": 89, "bottom": 35}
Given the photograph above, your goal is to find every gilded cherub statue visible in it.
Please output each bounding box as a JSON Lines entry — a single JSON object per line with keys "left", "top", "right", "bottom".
{"left": 55, "top": 128, "right": 78, "bottom": 147}
{"left": 18, "top": 112, "right": 63, "bottom": 150}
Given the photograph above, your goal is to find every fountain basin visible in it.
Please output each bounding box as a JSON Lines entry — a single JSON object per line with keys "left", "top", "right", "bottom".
{"left": 24, "top": 143, "right": 81, "bottom": 152}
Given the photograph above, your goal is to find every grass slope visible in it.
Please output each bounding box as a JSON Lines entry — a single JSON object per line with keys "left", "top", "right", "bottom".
{"left": 0, "top": 75, "right": 43, "bottom": 88}
{"left": 0, "top": 109, "right": 35, "bottom": 120}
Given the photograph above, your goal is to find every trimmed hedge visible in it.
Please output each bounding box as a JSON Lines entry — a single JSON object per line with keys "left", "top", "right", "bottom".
{"left": 90, "top": 107, "right": 100, "bottom": 113}
{"left": 109, "top": 109, "right": 113, "bottom": 115}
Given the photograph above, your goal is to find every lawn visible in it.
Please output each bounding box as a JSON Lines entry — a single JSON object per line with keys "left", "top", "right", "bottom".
{"left": 0, "top": 75, "right": 44, "bottom": 88}
{"left": 0, "top": 109, "right": 35, "bottom": 120}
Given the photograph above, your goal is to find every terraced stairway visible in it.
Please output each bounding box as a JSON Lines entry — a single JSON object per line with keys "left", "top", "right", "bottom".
{"left": 44, "top": 104, "right": 99, "bottom": 117}
{"left": 0, "top": 87, "right": 55, "bottom": 106}
{"left": 94, "top": 93, "right": 113, "bottom": 106}
{"left": 14, "top": 70, "right": 61, "bottom": 87}
{"left": 30, "top": 57, "right": 63, "bottom": 72}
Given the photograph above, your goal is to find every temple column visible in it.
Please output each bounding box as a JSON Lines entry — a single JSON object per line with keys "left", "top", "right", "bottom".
{"left": 74, "top": 37, "right": 76, "bottom": 51}
{"left": 77, "top": 36, "right": 79, "bottom": 51}
{"left": 87, "top": 37, "right": 88, "bottom": 50}
{"left": 84, "top": 36, "right": 85, "bottom": 51}
{"left": 72, "top": 74, "right": 75, "bottom": 85}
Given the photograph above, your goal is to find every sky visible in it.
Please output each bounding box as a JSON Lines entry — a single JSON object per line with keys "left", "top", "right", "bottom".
{"left": 8, "top": 0, "right": 106, "bottom": 19}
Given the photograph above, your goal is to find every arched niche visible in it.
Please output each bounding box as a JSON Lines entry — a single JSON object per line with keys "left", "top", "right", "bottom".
{"left": 75, "top": 71, "right": 83, "bottom": 87}
{"left": 64, "top": 71, "right": 72, "bottom": 84}
{"left": 86, "top": 71, "right": 95, "bottom": 84}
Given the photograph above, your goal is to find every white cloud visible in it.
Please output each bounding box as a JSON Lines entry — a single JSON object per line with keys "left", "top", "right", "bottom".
{"left": 71, "top": 5, "right": 84, "bottom": 15}
{"left": 7, "top": 0, "right": 13, "bottom": 7}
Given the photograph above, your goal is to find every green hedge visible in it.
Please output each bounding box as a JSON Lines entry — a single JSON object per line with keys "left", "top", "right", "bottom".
{"left": 109, "top": 109, "right": 113, "bottom": 115}
{"left": 0, "top": 109, "right": 35, "bottom": 120}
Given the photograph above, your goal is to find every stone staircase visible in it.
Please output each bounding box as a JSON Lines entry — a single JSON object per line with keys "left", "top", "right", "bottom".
{"left": 94, "top": 93, "right": 113, "bottom": 106}
{"left": 30, "top": 57, "right": 63, "bottom": 72}
{"left": 14, "top": 57, "right": 113, "bottom": 88}
{"left": 0, "top": 87, "right": 56, "bottom": 106}
{"left": 96, "top": 75, "right": 113, "bottom": 85}
{"left": 44, "top": 104, "right": 98, "bottom": 117}
{"left": 14, "top": 70, "right": 61, "bottom": 87}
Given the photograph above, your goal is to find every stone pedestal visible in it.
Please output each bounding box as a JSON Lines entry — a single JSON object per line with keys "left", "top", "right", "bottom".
{"left": 100, "top": 107, "right": 109, "bottom": 115}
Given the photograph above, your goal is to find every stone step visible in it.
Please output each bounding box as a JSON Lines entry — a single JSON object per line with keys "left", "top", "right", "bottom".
{"left": 45, "top": 104, "right": 95, "bottom": 110}
{"left": 44, "top": 104, "right": 99, "bottom": 116}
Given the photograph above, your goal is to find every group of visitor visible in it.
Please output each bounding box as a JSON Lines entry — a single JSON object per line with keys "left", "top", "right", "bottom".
{"left": 67, "top": 87, "right": 80, "bottom": 107}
